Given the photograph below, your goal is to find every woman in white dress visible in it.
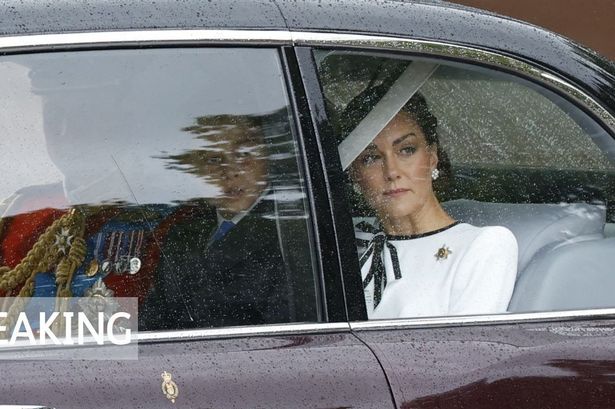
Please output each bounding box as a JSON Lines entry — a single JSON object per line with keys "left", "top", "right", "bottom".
{"left": 341, "top": 89, "right": 518, "bottom": 319}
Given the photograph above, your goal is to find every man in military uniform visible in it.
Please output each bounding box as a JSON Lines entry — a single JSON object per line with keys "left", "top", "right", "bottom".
{"left": 0, "top": 54, "right": 181, "bottom": 328}
{"left": 139, "top": 113, "right": 292, "bottom": 330}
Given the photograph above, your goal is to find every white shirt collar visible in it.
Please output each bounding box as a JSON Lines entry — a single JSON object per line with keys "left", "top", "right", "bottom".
{"left": 216, "top": 186, "right": 269, "bottom": 226}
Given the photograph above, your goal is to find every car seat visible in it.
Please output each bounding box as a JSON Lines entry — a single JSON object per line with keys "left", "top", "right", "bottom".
{"left": 443, "top": 200, "right": 610, "bottom": 312}
{"left": 508, "top": 237, "right": 615, "bottom": 312}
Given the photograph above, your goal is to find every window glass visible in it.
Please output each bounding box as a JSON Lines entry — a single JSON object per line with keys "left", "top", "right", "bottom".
{"left": 314, "top": 50, "right": 615, "bottom": 319}
{"left": 0, "top": 48, "right": 319, "bottom": 331}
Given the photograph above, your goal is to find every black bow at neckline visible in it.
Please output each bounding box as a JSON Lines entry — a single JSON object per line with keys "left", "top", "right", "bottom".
{"left": 356, "top": 221, "right": 402, "bottom": 309}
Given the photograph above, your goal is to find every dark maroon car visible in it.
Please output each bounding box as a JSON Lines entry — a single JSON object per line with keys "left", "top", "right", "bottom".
{"left": 0, "top": 0, "right": 614, "bottom": 408}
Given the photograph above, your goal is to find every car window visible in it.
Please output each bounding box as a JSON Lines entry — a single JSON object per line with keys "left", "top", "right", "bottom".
{"left": 313, "top": 49, "right": 615, "bottom": 319}
{"left": 0, "top": 48, "right": 320, "bottom": 331}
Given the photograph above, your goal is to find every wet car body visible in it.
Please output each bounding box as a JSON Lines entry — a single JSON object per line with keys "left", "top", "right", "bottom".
{"left": 0, "top": 1, "right": 615, "bottom": 408}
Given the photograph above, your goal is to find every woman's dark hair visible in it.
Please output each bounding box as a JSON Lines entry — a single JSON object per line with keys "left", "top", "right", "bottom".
{"left": 338, "top": 85, "right": 452, "bottom": 184}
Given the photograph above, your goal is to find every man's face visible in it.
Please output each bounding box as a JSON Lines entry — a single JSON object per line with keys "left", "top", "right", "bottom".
{"left": 183, "top": 124, "right": 269, "bottom": 216}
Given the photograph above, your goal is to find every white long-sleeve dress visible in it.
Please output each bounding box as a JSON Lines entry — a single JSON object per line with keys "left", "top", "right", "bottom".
{"left": 357, "top": 222, "right": 518, "bottom": 319}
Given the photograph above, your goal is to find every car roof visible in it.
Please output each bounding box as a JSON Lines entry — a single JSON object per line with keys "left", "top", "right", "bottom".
{"left": 0, "top": 0, "right": 287, "bottom": 34}
{"left": 0, "top": 0, "right": 614, "bottom": 115}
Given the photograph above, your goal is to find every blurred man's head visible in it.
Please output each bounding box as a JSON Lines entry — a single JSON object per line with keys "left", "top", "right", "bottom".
{"left": 168, "top": 114, "right": 269, "bottom": 217}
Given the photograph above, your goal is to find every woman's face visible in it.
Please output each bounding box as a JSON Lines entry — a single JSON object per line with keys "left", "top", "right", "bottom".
{"left": 351, "top": 111, "right": 438, "bottom": 224}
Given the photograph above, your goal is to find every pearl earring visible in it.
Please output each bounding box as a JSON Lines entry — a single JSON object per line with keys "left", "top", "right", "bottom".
{"left": 431, "top": 168, "right": 440, "bottom": 180}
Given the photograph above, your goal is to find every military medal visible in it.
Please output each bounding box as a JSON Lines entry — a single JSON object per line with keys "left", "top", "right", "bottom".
{"left": 101, "top": 260, "right": 112, "bottom": 275}
{"left": 129, "top": 257, "right": 142, "bottom": 275}
{"left": 85, "top": 260, "right": 99, "bottom": 277}
{"left": 87, "top": 232, "right": 105, "bottom": 277}
{"left": 124, "top": 230, "right": 144, "bottom": 274}
{"left": 435, "top": 245, "right": 452, "bottom": 261}
{"left": 101, "top": 231, "right": 120, "bottom": 275}
{"left": 161, "top": 371, "right": 179, "bottom": 403}
{"left": 79, "top": 279, "right": 124, "bottom": 332}
{"left": 100, "top": 230, "right": 144, "bottom": 275}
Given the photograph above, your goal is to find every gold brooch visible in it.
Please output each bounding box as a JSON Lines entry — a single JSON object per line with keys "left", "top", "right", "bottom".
{"left": 161, "top": 371, "right": 179, "bottom": 403}
{"left": 434, "top": 245, "right": 452, "bottom": 261}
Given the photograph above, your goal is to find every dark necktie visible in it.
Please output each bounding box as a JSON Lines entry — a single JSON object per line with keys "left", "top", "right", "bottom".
{"left": 212, "top": 220, "right": 235, "bottom": 242}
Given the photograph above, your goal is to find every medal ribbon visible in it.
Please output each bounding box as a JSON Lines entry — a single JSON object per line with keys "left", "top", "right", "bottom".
{"left": 356, "top": 221, "right": 401, "bottom": 309}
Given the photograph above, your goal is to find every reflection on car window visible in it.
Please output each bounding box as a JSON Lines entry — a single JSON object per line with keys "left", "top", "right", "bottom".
{"left": 314, "top": 50, "right": 615, "bottom": 319}
{"left": 0, "top": 48, "right": 319, "bottom": 332}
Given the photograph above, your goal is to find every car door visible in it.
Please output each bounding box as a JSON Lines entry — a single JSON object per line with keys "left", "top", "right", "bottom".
{"left": 295, "top": 34, "right": 615, "bottom": 409}
{"left": 0, "top": 33, "right": 394, "bottom": 409}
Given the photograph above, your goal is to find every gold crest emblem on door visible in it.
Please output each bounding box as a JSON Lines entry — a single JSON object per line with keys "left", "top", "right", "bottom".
{"left": 161, "top": 371, "right": 179, "bottom": 403}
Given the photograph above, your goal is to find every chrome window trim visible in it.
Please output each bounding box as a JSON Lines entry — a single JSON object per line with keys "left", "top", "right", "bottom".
{"left": 136, "top": 322, "right": 350, "bottom": 343}
{"left": 0, "top": 406, "right": 53, "bottom": 409}
{"left": 350, "top": 308, "right": 615, "bottom": 331}
{"left": 0, "top": 29, "right": 293, "bottom": 50}
{"left": 0, "top": 29, "right": 613, "bottom": 335}
{"left": 0, "top": 323, "right": 349, "bottom": 351}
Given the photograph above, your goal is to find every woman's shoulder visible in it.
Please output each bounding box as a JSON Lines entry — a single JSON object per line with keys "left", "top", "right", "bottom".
{"left": 455, "top": 223, "right": 518, "bottom": 251}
